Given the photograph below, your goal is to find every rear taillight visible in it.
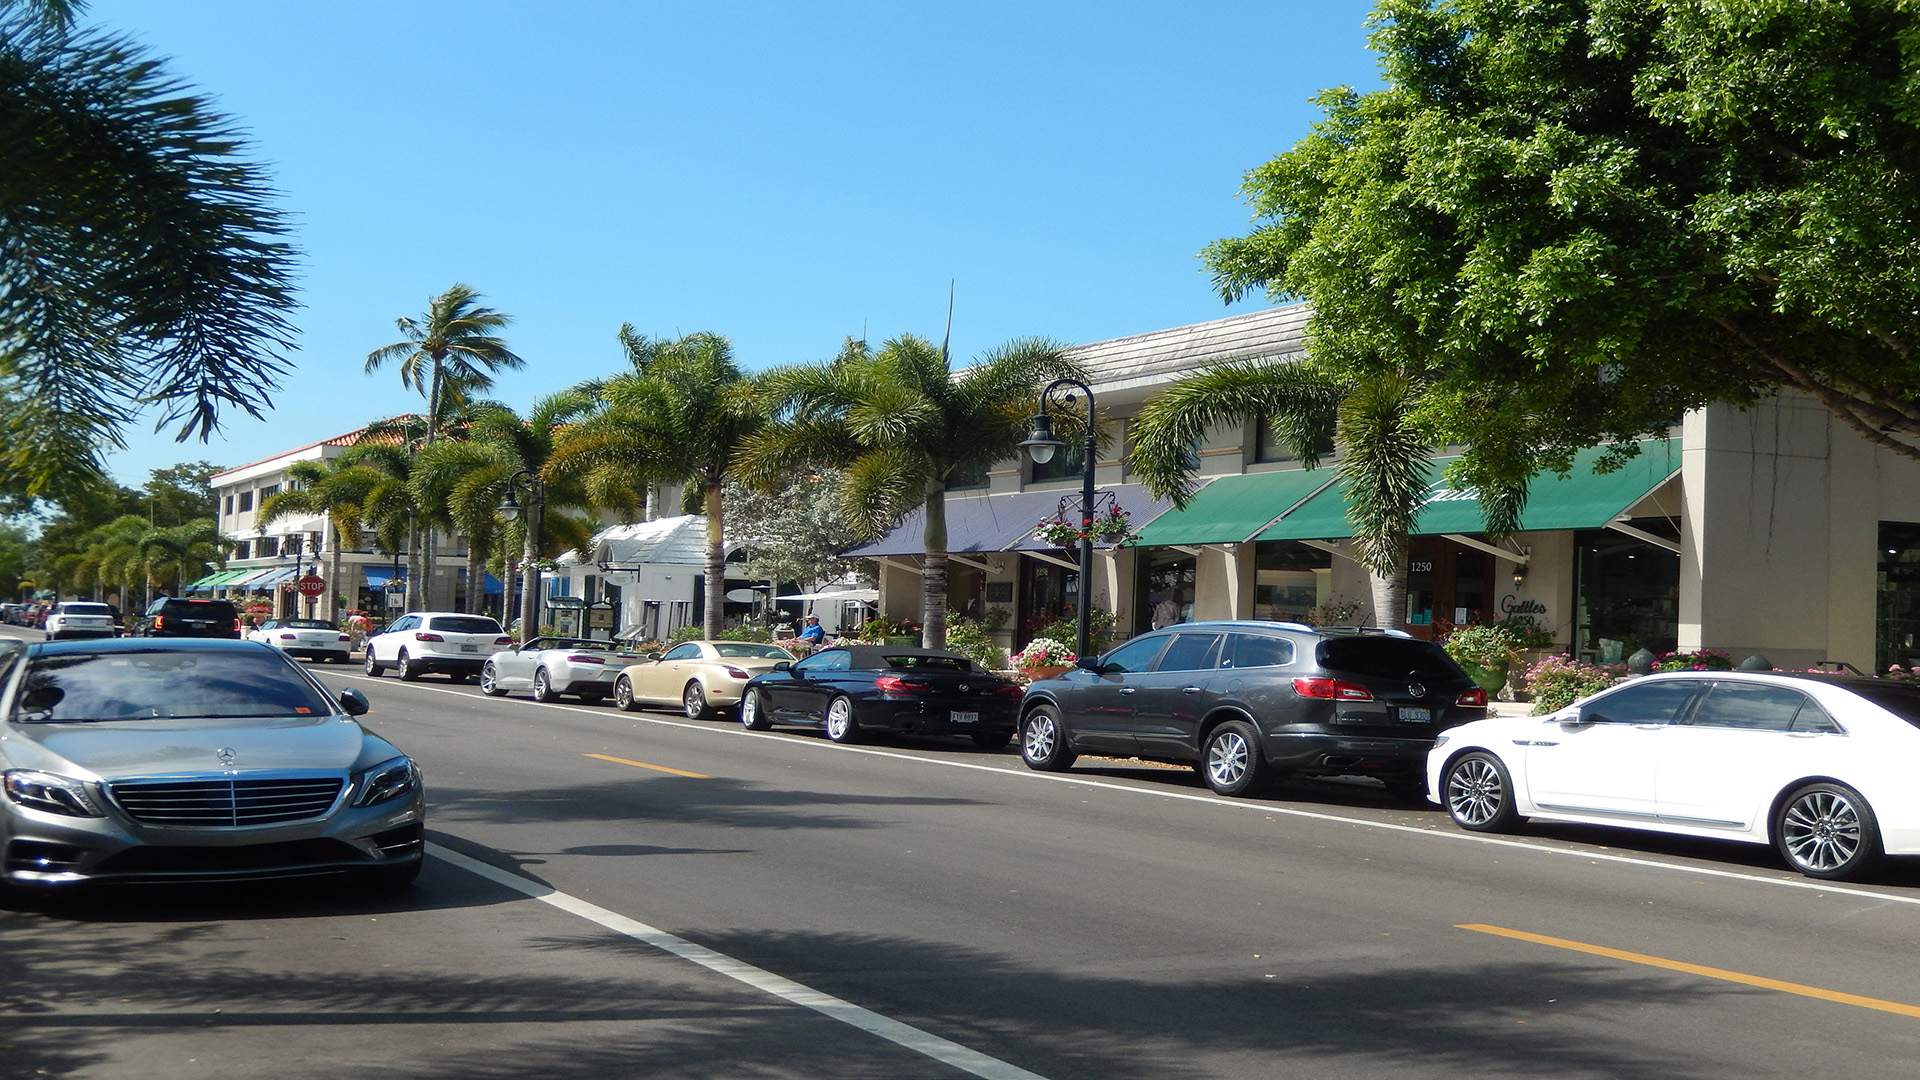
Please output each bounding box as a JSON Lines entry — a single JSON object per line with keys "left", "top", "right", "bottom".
{"left": 495, "top": 636, "right": 513, "bottom": 646}
{"left": 565, "top": 654, "right": 606, "bottom": 664}
{"left": 233, "top": 619, "right": 243, "bottom": 632}
{"left": 414, "top": 632, "right": 444, "bottom": 642}
{"left": 874, "top": 674, "right": 931, "bottom": 693}
{"left": 1455, "top": 688, "right": 1488, "bottom": 707}
{"left": 152, "top": 616, "right": 165, "bottom": 629}
{"left": 1292, "top": 677, "right": 1374, "bottom": 702}
{"left": 279, "top": 633, "right": 296, "bottom": 641}
{"left": 994, "top": 684, "right": 1024, "bottom": 699}
{"left": 338, "top": 634, "right": 350, "bottom": 642}
{"left": 723, "top": 665, "right": 750, "bottom": 679}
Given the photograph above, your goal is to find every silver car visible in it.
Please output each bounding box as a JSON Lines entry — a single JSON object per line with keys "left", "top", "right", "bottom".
{"left": 479, "top": 636, "right": 645, "bottom": 703}
{"left": 0, "top": 637, "right": 424, "bottom": 893}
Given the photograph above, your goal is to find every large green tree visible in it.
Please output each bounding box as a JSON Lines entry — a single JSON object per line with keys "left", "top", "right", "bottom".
{"left": 742, "top": 335, "right": 1077, "bottom": 650}
{"left": 1207, "top": 0, "right": 1920, "bottom": 498}
{"left": 0, "top": 0, "right": 297, "bottom": 502}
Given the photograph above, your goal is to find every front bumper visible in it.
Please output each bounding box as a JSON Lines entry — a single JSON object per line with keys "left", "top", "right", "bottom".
{"left": 1, "top": 785, "right": 426, "bottom": 887}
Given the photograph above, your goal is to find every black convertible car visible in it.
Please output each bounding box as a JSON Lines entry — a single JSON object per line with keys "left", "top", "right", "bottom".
{"left": 739, "top": 645, "right": 1022, "bottom": 749}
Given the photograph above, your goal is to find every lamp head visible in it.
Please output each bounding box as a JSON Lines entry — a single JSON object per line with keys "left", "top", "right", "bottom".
{"left": 497, "top": 487, "right": 523, "bottom": 521}
{"left": 1019, "top": 413, "right": 1063, "bottom": 466}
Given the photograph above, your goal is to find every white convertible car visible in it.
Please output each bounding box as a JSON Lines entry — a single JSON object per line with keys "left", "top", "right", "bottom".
{"left": 1429, "top": 671, "right": 1920, "bottom": 881}
{"left": 479, "top": 636, "right": 645, "bottom": 703}
{"left": 246, "top": 618, "right": 352, "bottom": 663}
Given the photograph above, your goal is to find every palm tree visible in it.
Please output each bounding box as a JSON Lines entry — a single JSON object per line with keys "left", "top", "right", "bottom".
{"left": 740, "top": 334, "right": 1078, "bottom": 650}
{"left": 137, "top": 520, "right": 225, "bottom": 598}
{"left": 1128, "top": 360, "right": 1523, "bottom": 629}
{"left": 365, "top": 284, "right": 524, "bottom": 607}
{"left": 549, "top": 333, "right": 759, "bottom": 640}
{"left": 86, "top": 515, "right": 153, "bottom": 608}
{"left": 259, "top": 458, "right": 380, "bottom": 621}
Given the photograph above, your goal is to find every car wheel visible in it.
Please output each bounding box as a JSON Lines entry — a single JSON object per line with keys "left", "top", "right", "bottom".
{"left": 364, "top": 649, "right": 384, "bottom": 677}
{"left": 532, "top": 669, "right": 555, "bottom": 703}
{"left": 824, "top": 696, "right": 861, "bottom": 744}
{"left": 1775, "top": 782, "right": 1883, "bottom": 881}
{"left": 740, "top": 688, "right": 772, "bottom": 730}
{"left": 684, "top": 681, "right": 711, "bottom": 720}
{"left": 355, "top": 859, "right": 422, "bottom": 894}
{"left": 970, "top": 729, "right": 1013, "bottom": 752}
{"left": 479, "top": 663, "right": 507, "bottom": 697}
{"left": 397, "top": 649, "right": 422, "bottom": 682}
{"left": 1020, "top": 705, "right": 1076, "bottom": 772}
{"left": 1443, "top": 751, "right": 1525, "bottom": 833}
{"left": 1202, "top": 720, "right": 1269, "bottom": 797}
{"left": 615, "top": 676, "right": 640, "bottom": 712}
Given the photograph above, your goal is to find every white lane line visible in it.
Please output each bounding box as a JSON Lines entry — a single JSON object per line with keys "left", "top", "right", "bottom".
{"left": 429, "top": 842, "right": 1046, "bottom": 1080}
{"left": 339, "top": 672, "right": 1920, "bottom": 910}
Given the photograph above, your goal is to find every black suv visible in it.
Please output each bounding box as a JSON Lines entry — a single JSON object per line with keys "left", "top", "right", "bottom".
{"left": 1018, "top": 621, "right": 1483, "bottom": 798}
{"left": 130, "top": 597, "right": 242, "bottom": 639}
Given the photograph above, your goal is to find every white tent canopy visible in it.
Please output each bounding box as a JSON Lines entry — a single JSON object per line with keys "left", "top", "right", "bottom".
{"left": 773, "top": 588, "right": 879, "bottom": 603}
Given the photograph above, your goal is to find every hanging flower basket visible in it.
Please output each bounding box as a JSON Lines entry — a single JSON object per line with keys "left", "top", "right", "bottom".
{"left": 1032, "top": 503, "right": 1133, "bottom": 547}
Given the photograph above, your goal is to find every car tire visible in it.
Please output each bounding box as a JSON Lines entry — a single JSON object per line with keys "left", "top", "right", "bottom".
{"left": 740, "top": 688, "right": 772, "bottom": 730}
{"left": 1020, "top": 705, "right": 1076, "bottom": 772}
{"left": 1201, "top": 720, "right": 1270, "bottom": 797}
{"left": 397, "top": 649, "right": 422, "bottom": 682}
{"left": 824, "top": 696, "right": 861, "bottom": 744}
{"left": 364, "top": 649, "right": 384, "bottom": 677}
{"left": 1775, "top": 781, "right": 1883, "bottom": 881}
{"left": 970, "top": 729, "right": 1014, "bottom": 752}
{"left": 615, "top": 675, "right": 640, "bottom": 712}
{"left": 684, "top": 681, "right": 711, "bottom": 720}
{"left": 532, "top": 669, "right": 555, "bottom": 703}
{"left": 1443, "top": 751, "right": 1525, "bottom": 833}
{"left": 479, "top": 663, "right": 507, "bottom": 697}
{"left": 356, "top": 859, "right": 422, "bottom": 894}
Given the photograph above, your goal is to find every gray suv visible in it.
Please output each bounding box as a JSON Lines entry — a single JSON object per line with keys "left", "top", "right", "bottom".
{"left": 1018, "top": 621, "right": 1484, "bottom": 798}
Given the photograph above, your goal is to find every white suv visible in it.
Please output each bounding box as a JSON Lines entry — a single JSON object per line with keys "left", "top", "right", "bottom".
{"left": 44, "top": 601, "right": 116, "bottom": 640}
{"left": 365, "top": 611, "right": 510, "bottom": 682}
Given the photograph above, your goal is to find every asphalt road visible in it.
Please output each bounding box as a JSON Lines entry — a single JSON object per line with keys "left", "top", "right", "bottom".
{"left": 5, "top": 628, "right": 1920, "bottom": 1078}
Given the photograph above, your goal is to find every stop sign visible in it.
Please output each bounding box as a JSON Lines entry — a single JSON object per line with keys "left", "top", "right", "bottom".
{"left": 296, "top": 574, "right": 325, "bottom": 597}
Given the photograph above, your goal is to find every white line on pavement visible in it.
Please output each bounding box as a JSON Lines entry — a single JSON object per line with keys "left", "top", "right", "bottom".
{"left": 341, "top": 672, "right": 1920, "bottom": 911}
{"left": 428, "top": 842, "right": 1047, "bottom": 1080}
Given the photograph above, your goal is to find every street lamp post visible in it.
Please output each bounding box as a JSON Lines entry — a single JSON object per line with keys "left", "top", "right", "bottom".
{"left": 497, "top": 469, "right": 543, "bottom": 640}
{"left": 1020, "top": 378, "right": 1098, "bottom": 669}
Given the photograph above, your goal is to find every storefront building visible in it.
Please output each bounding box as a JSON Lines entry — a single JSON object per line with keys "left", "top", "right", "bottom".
{"left": 853, "top": 305, "right": 1920, "bottom": 672}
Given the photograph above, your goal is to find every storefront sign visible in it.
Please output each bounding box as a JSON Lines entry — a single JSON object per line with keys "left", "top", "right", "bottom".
{"left": 1499, "top": 594, "right": 1546, "bottom": 616}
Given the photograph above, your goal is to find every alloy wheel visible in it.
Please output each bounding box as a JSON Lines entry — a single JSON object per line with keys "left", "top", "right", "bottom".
{"left": 827, "top": 699, "right": 852, "bottom": 739}
{"left": 479, "top": 664, "right": 495, "bottom": 693}
{"left": 1206, "top": 730, "right": 1249, "bottom": 789}
{"left": 684, "top": 682, "right": 706, "bottom": 719}
{"left": 615, "top": 677, "right": 633, "bottom": 711}
{"left": 1782, "top": 790, "right": 1863, "bottom": 874}
{"left": 1023, "top": 715, "right": 1056, "bottom": 761}
{"left": 534, "top": 670, "right": 550, "bottom": 702}
{"left": 1447, "top": 757, "right": 1504, "bottom": 828}
{"left": 740, "top": 691, "right": 758, "bottom": 727}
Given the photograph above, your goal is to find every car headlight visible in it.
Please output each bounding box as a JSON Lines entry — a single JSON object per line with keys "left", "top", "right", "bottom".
{"left": 354, "top": 756, "right": 419, "bottom": 807}
{"left": 4, "top": 769, "right": 104, "bottom": 817}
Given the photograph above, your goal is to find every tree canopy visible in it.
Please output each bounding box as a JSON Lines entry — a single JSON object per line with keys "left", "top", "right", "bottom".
{"left": 1206, "top": 0, "right": 1920, "bottom": 496}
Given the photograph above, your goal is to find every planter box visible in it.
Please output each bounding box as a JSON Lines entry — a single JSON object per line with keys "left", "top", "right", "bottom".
{"left": 884, "top": 635, "right": 919, "bottom": 648}
{"left": 1021, "top": 663, "right": 1075, "bottom": 681}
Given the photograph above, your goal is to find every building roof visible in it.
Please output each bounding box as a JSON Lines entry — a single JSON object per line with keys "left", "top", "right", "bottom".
{"left": 1065, "top": 304, "right": 1310, "bottom": 389}
{"left": 208, "top": 417, "right": 418, "bottom": 482}
{"left": 576, "top": 514, "right": 711, "bottom": 568}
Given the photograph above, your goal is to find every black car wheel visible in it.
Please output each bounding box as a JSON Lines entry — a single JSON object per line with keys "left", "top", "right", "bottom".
{"left": 532, "top": 669, "right": 555, "bottom": 703}
{"left": 1020, "top": 705, "right": 1076, "bottom": 772}
{"left": 684, "top": 681, "right": 710, "bottom": 719}
{"left": 615, "top": 676, "right": 640, "bottom": 712}
{"left": 397, "top": 649, "right": 422, "bottom": 682}
{"left": 364, "top": 650, "right": 383, "bottom": 677}
{"left": 1775, "top": 782, "right": 1883, "bottom": 881}
{"left": 480, "top": 663, "right": 507, "bottom": 697}
{"left": 970, "top": 729, "right": 1013, "bottom": 752}
{"left": 1201, "top": 720, "right": 1269, "bottom": 797}
{"left": 1443, "top": 752, "right": 1524, "bottom": 833}
{"left": 824, "top": 696, "right": 861, "bottom": 744}
{"left": 740, "top": 688, "right": 772, "bottom": 730}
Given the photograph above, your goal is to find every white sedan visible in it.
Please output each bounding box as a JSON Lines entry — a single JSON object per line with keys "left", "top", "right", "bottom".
{"left": 1428, "top": 671, "right": 1920, "bottom": 880}
{"left": 479, "top": 636, "right": 645, "bottom": 703}
{"left": 246, "top": 617, "right": 352, "bottom": 663}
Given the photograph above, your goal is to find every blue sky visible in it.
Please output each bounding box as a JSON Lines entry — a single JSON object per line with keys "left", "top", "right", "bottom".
{"left": 96, "top": 0, "right": 1379, "bottom": 482}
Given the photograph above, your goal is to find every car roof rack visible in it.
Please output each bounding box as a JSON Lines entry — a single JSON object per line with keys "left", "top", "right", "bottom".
{"left": 1317, "top": 624, "right": 1415, "bottom": 639}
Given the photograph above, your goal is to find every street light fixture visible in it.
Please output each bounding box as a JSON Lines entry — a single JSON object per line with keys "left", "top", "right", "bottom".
{"left": 1022, "top": 377, "right": 1098, "bottom": 669}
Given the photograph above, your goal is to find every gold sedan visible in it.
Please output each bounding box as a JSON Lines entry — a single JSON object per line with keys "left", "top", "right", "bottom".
{"left": 614, "top": 640, "right": 797, "bottom": 719}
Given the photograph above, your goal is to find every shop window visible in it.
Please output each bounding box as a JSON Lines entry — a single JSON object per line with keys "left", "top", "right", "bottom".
{"left": 238, "top": 490, "right": 253, "bottom": 512}
{"left": 1018, "top": 558, "right": 1079, "bottom": 644}
{"left": 947, "top": 563, "right": 988, "bottom": 621}
{"left": 1255, "top": 417, "right": 1334, "bottom": 465}
{"left": 223, "top": 494, "right": 234, "bottom": 516}
{"left": 233, "top": 540, "right": 250, "bottom": 560}
{"left": 257, "top": 536, "right": 278, "bottom": 558}
{"left": 1573, "top": 525, "right": 1679, "bottom": 664}
{"left": 1255, "top": 542, "right": 1331, "bottom": 622}
{"left": 259, "top": 483, "right": 281, "bottom": 501}
{"left": 1878, "top": 521, "right": 1920, "bottom": 672}
{"left": 1135, "top": 549, "right": 1196, "bottom": 634}
{"left": 1029, "top": 439, "right": 1086, "bottom": 484}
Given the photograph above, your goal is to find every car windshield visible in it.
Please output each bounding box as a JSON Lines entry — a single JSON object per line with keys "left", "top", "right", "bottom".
{"left": 12, "top": 648, "right": 334, "bottom": 723}
{"left": 282, "top": 619, "right": 335, "bottom": 630}
{"left": 59, "top": 603, "right": 110, "bottom": 616}
{"left": 1318, "top": 637, "right": 1462, "bottom": 679}
{"left": 427, "top": 615, "right": 503, "bottom": 634}
{"left": 882, "top": 654, "right": 970, "bottom": 671}
{"left": 713, "top": 643, "right": 792, "bottom": 659}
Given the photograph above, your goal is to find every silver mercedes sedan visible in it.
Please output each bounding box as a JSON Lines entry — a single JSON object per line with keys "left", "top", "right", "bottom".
{"left": 0, "top": 637, "right": 424, "bottom": 893}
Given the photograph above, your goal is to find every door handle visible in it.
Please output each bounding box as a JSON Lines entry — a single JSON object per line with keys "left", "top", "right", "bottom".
{"left": 1631, "top": 724, "right": 1665, "bottom": 730}
{"left": 1118, "top": 687, "right": 1136, "bottom": 695}
{"left": 1182, "top": 686, "right": 1202, "bottom": 694}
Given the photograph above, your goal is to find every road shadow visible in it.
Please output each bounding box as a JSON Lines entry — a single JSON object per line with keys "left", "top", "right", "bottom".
{"left": 428, "top": 774, "right": 985, "bottom": 832}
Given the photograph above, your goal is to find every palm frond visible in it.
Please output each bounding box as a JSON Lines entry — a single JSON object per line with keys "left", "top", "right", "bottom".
{"left": 1128, "top": 359, "right": 1340, "bottom": 505}
{"left": 1336, "top": 373, "right": 1432, "bottom": 574}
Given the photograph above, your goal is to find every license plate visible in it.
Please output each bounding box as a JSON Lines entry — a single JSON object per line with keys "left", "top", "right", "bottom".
{"left": 460, "top": 644, "right": 479, "bottom": 653}
{"left": 951, "top": 710, "right": 979, "bottom": 725}
{"left": 1397, "top": 707, "right": 1432, "bottom": 722}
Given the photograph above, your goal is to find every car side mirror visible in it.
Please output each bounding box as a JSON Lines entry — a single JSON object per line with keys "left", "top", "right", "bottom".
{"left": 646, "top": 651, "right": 663, "bottom": 661}
{"left": 772, "top": 661, "right": 792, "bottom": 673}
{"left": 338, "top": 688, "right": 370, "bottom": 716}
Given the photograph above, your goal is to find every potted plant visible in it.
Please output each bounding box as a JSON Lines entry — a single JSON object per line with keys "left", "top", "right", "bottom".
{"left": 1442, "top": 623, "right": 1521, "bottom": 697}
{"left": 1015, "top": 636, "right": 1077, "bottom": 680}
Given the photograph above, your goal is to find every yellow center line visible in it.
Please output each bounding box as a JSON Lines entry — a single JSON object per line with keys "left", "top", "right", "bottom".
{"left": 1459, "top": 923, "right": 1920, "bottom": 1020}
{"left": 582, "top": 752, "right": 711, "bottom": 779}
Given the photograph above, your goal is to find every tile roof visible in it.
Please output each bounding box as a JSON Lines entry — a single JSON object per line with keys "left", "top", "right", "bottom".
{"left": 1064, "top": 304, "right": 1310, "bottom": 389}
{"left": 208, "top": 415, "right": 418, "bottom": 481}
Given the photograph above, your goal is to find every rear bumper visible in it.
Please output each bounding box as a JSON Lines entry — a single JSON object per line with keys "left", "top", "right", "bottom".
{"left": 413, "top": 655, "right": 487, "bottom": 674}
{"left": 1258, "top": 730, "right": 1436, "bottom": 776}
{"left": 287, "top": 648, "right": 352, "bottom": 661}
{"left": 48, "top": 630, "right": 114, "bottom": 640}
{"left": 557, "top": 668, "right": 623, "bottom": 694}
{"left": 858, "top": 699, "right": 1019, "bottom": 736}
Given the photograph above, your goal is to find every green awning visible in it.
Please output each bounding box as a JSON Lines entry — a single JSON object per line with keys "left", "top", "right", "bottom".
{"left": 1258, "top": 438, "right": 1681, "bottom": 542}
{"left": 185, "top": 572, "right": 226, "bottom": 590}
{"left": 1128, "top": 467, "right": 1339, "bottom": 547}
{"left": 203, "top": 569, "right": 248, "bottom": 586}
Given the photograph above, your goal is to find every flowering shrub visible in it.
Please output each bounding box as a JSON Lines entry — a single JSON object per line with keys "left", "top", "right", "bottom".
{"left": 1031, "top": 609, "right": 1121, "bottom": 656}
{"left": 945, "top": 616, "right": 1005, "bottom": 670}
{"left": 1015, "top": 637, "right": 1076, "bottom": 669}
{"left": 855, "top": 616, "right": 921, "bottom": 642}
{"left": 1653, "top": 649, "right": 1733, "bottom": 673}
{"left": 1527, "top": 655, "right": 1624, "bottom": 715}
{"left": 1442, "top": 624, "right": 1521, "bottom": 671}
{"left": 1033, "top": 504, "right": 1133, "bottom": 547}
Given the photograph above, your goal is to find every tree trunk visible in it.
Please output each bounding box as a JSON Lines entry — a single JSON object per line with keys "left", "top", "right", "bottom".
{"left": 322, "top": 514, "right": 342, "bottom": 621}
{"left": 419, "top": 356, "right": 444, "bottom": 611}
{"left": 919, "top": 485, "right": 948, "bottom": 650}
{"left": 1366, "top": 558, "right": 1408, "bottom": 631}
{"left": 466, "top": 535, "right": 486, "bottom": 615}
{"left": 644, "top": 485, "right": 657, "bottom": 522}
{"left": 502, "top": 550, "right": 517, "bottom": 630}
{"left": 519, "top": 490, "right": 545, "bottom": 638}
{"left": 405, "top": 515, "right": 422, "bottom": 611}
{"left": 703, "top": 481, "right": 725, "bottom": 639}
